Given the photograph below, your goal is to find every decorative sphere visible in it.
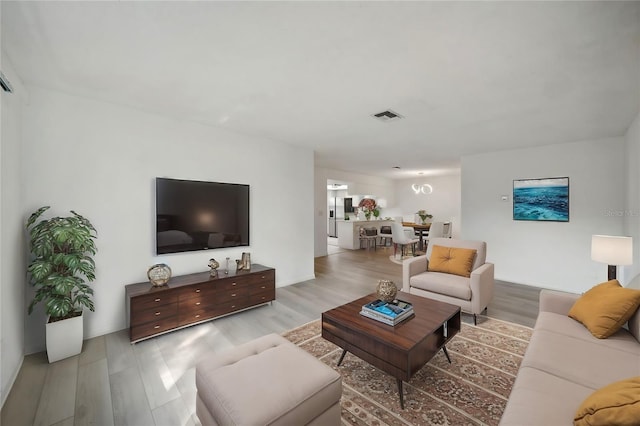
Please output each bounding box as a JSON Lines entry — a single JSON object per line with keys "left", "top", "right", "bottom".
{"left": 376, "top": 279, "right": 397, "bottom": 302}
{"left": 147, "top": 263, "right": 172, "bottom": 287}
{"left": 208, "top": 258, "right": 220, "bottom": 270}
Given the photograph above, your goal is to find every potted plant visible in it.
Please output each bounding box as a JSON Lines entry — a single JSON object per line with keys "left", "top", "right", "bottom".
{"left": 416, "top": 209, "right": 433, "bottom": 225}
{"left": 26, "top": 206, "right": 97, "bottom": 363}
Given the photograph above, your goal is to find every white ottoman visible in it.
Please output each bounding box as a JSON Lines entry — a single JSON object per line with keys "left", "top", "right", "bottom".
{"left": 196, "top": 333, "right": 342, "bottom": 425}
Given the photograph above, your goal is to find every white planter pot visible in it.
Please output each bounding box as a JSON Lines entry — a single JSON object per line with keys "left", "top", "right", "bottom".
{"left": 45, "top": 311, "right": 83, "bottom": 363}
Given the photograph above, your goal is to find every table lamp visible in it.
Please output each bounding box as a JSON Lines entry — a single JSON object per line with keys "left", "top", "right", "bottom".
{"left": 591, "top": 235, "right": 633, "bottom": 280}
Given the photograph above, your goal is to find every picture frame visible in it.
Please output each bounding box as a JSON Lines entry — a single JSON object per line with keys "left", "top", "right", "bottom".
{"left": 513, "top": 177, "right": 569, "bottom": 222}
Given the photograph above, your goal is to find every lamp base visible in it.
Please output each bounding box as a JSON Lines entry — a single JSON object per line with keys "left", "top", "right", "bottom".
{"left": 607, "top": 265, "right": 617, "bottom": 281}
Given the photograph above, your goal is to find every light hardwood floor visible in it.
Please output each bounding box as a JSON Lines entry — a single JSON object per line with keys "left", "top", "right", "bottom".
{"left": 1, "top": 245, "right": 540, "bottom": 426}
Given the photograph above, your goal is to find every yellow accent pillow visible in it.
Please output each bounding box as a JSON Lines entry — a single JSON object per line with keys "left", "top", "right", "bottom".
{"left": 428, "top": 245, "right": 477, "bottom": 278}
{"left": 574, "top": 376, "right": 640, "bottom": 426}
{"left": 568, "top": 280, "right": 640, "bottom": 339}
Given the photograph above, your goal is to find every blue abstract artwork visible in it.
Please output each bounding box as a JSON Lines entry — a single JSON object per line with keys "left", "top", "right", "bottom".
{"left": 513, "top": 177, "right": 569, "bottom": 222}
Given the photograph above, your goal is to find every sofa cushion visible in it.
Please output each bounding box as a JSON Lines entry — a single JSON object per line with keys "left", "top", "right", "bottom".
{"left": 499, "top": 366, "right": 595, "bottom": 426}
{"left": 574, "top": 376, "right": 640, "bottom": 426}
{"left": 569, "top": 280, "right": 640, "bottom": 339}
{"left": 521, "top": 328, "right": 640, "bottom": 390}
{"left": 535, "top": 312, "right": 640, "bottom": 355}
{"left": 428, "top": 245, "right": 477, "bottom": 278}
{"left": 409, "top": 271, "right": 471, "bottom": 300}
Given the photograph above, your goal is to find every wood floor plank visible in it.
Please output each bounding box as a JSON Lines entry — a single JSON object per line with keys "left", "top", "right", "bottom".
{"left": 33, "top": 356, "right": 78, "bottom": 426}
{"left": 104, "top": 329, "right": 136, "bottom": 375}
{"left": 109, "top": 366, "right": 154, "bottom": 426}
{"left": 0, "top": 352, "right": 49, "bottom": 426}
{"left": 78, "top": 335, "right": 106, "bottom": 367}
{"left": 151, "top": 396, "right": 194, "bottom": 426}
{"left": 74, "top": 358, "right": 114, "bottom": 426}
{"left": 132, "top": 339, "right": 181, "bottom": 410}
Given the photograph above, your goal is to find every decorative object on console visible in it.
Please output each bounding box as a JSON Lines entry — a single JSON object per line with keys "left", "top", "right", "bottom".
{"left": 224, "top": 257, "right": 230, "bottom": 274}
{"left": 241, "top": 252, "right": 251, "bottom": 270}
{"left": 416, "top": 209, "right": 433, "bottom": 225}
{"left": 513, "top": 176, "right": 569, "bottom": 222}
{"left": 26, "top": 206, "right": 98, "bottom": 363}
{"left": 591, "top": 235, "right": 633, "bottom": 280}
{"left": 147, "top": 263, "right": 172, "bottom": 287}
{"left": 376, "top": 279, "right": 398, "bottom": 302}
{"left": 208, "top": 258, "right": 220, "bottom": 277}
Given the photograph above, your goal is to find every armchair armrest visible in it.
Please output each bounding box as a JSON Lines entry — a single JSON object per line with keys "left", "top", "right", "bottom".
{"left": 402, "top": 255, "right": 428, "bottom": 292}
{"left": 539, "top": 289, "right": 579, "bottom": 316}
{"left": 470, "top": 263, "right": 494, "bottom": 314}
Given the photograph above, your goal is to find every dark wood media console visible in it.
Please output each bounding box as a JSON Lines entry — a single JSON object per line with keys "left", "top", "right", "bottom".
{"left": 125, "top": 264, "right": 275, "bottom": 342}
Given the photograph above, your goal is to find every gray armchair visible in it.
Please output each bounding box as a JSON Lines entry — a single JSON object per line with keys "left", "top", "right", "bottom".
{"left": 402, "top": 237, "right": 494, "bottom": 325}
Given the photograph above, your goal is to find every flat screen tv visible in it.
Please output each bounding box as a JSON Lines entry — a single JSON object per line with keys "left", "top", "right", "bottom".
{"left": 155, "top": 178, "right": 250, "bottom": 255}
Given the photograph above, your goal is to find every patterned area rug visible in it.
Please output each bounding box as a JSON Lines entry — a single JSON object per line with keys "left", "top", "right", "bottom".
{"left": 282, "top": 316, "right": 532, "bottom": 426}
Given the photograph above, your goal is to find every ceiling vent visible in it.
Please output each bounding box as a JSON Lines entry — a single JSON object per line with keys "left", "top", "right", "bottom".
{"left": 0, "top": 72, "right": 13, "bottom": 93}
{"left": 372, "top": 109, "right": 403, "bottom": 122}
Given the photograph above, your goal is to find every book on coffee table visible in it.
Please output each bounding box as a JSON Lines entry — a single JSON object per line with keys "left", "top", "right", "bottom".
{"left": 360, "top": 299, "right": 414, "bottom": 326}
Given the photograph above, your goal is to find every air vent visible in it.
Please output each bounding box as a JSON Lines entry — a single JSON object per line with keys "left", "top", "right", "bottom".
{"left": 372, "top": 110, "right": 403, "bottom": 122}
{"left": 0, "top": 72, "right": 13, "bottom": 93}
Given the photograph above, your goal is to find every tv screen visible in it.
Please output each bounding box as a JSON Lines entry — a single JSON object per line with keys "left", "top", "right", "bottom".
{"left": 155, "top": 178, "right": 250, "bottom": 255}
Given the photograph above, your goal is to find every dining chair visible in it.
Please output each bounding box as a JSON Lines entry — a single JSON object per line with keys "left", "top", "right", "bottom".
{"left": 391, "top": 222, "right": 419, "bottom": 258}
{"left": 379, "top": 225, "right": 393, "bottom": 246}
{"left": 359, "top": 227, "right": 378, "bottom": 250}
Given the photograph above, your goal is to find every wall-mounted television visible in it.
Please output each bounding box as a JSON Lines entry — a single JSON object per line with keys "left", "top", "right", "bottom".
{"left": 155, "top": 178, "right": 250, "bottom": 255}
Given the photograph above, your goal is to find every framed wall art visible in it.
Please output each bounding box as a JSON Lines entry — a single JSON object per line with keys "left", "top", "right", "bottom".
{"left": 513, "top": 177, "right": 569, "bottom": 222}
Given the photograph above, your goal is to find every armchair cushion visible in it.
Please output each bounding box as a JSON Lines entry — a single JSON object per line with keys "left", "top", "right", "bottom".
{"left": 428, "top": 245, "right": 477, "bottom": 278}
{"left": 410, "top": 271, "right": 472, "bottom": 300}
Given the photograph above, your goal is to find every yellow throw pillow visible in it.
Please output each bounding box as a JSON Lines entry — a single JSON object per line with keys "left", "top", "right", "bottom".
{"left": 428, "top": 245, "right": 477, "bottom": 278}
{"left": 568, "top": 280, "right": 640, "bottom": 339}
{"left": 574, "top": 376, "right": 640, "bottom": 426}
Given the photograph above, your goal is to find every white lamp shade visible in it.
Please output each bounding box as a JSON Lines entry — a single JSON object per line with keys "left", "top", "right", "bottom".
{"left": 591, "top": 235, "right": 633, "bottom": 265}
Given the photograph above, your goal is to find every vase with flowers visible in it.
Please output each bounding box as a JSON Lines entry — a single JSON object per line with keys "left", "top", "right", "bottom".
{"left": 359, "top": 198, "right": 377, "bottom": 221}
{"left": 416, "top": 209, "right": 433, "bottom": 225}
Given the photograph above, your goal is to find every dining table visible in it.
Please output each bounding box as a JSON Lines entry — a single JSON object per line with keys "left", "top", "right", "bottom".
{"left": 402, "top": 222, "right": 431, "bottom": 252}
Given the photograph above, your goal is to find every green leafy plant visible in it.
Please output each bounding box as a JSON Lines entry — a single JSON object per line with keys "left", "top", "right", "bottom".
{"left": 26, "top": 206, "right": 97, "bottom": 321}
{"left": 416, "top": 209, "right": 433, "bottom": 224}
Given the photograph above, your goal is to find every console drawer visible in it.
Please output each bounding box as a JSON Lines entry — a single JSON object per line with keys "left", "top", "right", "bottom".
{"left": 131, "top": 292, "right": 178, "bottom": 311}
{"left": 130, "top": 316, "right": 178, "bottom": 341}
{"left": 131, "top": 303, "right": 178, "bottom": 326}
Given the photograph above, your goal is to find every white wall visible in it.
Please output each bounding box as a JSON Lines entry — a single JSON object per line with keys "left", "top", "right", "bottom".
{"left": 462, "top": 138, "right": 626, "bottom": 293}
{"left": 0, "top": 54, "right": 27, "bottom": 407}
{"left": 392, "top": 173, "right": 461, "bottom": 238}
{"left": 21, "top": 86, "right": 315, "bottom": 354}
{"left": 314, "top": 167, "right": 394, "bottom": 257}
{"left": 624, "top": 111, "right": 640, "bottom": 286}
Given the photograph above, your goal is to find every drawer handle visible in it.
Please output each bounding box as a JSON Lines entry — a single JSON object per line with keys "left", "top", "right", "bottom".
{"left": 195, "top": 289, "right": 201, "bottom": 293}
{"left": 231, "top": 293, "right": 237, "bottom": 297}
{"left": 195, "top": 314, "right": 200, "bottom": 319}
{"left": 154, "top": 325, "right": 160, "bottom": 329}
{"left": 155, "top": 298, "right": 161, "bottom": 302}
{"left": 231, "top": 305, "right": 236, "bottom": 308}
{"left": 261, "top": 275, "right": 265, "bottom": 279}
{"left": 232, "top": 282, "right": 237, "bottom": 286}
{"left": 195, "top": 302, "right": 201, "bottom": 306}
{"left": 261, "top": 285, "right": 266, "bottom": 289}
{"left": 155, "top": 312, "right": 161, "bottom": 316}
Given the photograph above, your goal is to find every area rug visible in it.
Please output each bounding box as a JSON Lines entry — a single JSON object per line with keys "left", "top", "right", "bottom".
{"left": 282, "top": 316, "right": 532, "bottom": 426}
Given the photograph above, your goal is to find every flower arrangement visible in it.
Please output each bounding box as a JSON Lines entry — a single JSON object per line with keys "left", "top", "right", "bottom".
{"left": 359, "top": 198, "right": 377, "bottom": 220}
{"left": 416, "top": 209, "right": 433, "bottom": 224}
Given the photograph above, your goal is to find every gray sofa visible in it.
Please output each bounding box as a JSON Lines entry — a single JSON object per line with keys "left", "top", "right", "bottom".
{"left": 500, "top": 289, "right": 640, "bottom": 425}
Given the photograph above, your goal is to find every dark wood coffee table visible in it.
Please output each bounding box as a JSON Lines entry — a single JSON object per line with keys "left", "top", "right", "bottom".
{"left": 321, "top": 292, "right": 461, "bottom": 409}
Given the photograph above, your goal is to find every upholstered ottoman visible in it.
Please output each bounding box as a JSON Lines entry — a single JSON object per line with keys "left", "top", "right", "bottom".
{"left": 195, "top": 333, "right": 342, "bottom": 425}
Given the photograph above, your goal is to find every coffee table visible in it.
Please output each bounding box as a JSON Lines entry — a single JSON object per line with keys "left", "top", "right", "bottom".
{"left": 321, "top": 292, "right": 461, "bottom": 409}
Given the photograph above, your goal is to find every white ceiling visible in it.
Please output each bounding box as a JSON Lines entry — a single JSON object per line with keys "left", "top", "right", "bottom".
{"left": 3, "top": 1, "right": 639, "bottom": 179}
